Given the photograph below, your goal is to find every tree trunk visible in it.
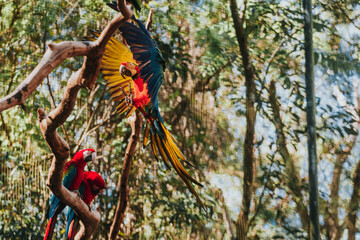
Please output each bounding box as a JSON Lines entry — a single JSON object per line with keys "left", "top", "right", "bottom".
{"left": 229, "top": 0, "right": 257, "bottom": 239}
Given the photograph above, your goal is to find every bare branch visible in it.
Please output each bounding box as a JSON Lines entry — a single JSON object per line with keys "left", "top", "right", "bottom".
{"left": 0, "top": 13, "right": 127, "bottom": 113}
{"left": 108, "top": 111, "right": 143, "bottom": 240}
{"left": 117, "top": 0, "right": 133, "bottom": 19}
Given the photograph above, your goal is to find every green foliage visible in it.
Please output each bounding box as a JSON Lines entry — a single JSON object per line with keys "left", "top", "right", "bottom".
{"left": 1, "top": 0, "right": 360, "bottom": 239}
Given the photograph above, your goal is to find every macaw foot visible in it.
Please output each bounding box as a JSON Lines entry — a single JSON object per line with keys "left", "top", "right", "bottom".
{"left": 120, "top": 83, "right": 133, "bottom": 108}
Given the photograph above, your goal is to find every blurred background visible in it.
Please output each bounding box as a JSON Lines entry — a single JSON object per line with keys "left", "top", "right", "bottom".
{"left": 1, "top": 0, "right": 360, "bottom": 239}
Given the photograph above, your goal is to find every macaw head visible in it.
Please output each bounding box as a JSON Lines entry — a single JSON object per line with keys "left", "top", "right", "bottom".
{"left": 73, "top": 149, "right": 96, "bottom": 164}
{"left": 119, "top": 62, "right": 138, "bottom": 79}
{"left": 84, "top": 171, "right": 106, "bottom": 196}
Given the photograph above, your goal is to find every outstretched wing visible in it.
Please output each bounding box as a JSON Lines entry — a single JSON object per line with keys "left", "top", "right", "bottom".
{"left": 89, "top": 31, "right": 137, "bottom": 117}
{"left": 118, "top": 16, "right": 165, "bottom": 109}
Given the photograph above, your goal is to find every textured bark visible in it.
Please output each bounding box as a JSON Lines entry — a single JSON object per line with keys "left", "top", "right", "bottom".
{"left": 108, "top": 111, "right": 143, "bottom": 240}
{"left": 269, "top": 80, "right": 310, "bottom": 232}
{"left": 229, "top": 0, "right": 256, "bottom": 239}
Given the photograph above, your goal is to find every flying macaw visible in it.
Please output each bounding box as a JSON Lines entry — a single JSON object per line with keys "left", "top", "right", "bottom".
{"left": 90, "top": 3, "right": 204, "bottom": 208}
{"left": 43, "top": 149, "right": 96, "bottom": 240}
{"left": 65, "top": 171, "right": 106, "bottom": 240}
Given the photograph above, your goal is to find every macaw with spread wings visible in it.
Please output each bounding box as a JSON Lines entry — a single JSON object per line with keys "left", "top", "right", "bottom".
{"left": 89, "top": 3, "right": 204, "bottom": 208}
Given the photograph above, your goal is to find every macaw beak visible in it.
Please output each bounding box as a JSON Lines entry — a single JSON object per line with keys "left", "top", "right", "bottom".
{"left": 85, "top": 152, "right": 96, "bottom": 163}
{"left": 119, "top": 64, "right": 131, "bottom": 79}
{"left": 91, "top": 152, "right": 96, "bottom": 164}
{"left": 119, "top": 63, "right": 138, "bottom": 79}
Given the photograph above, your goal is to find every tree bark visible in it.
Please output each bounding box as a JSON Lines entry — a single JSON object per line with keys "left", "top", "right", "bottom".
{"left": 229, "top": 0, "right": 256, "bottom": 239}
{"left": 108, "top": 111, "right": 143, "bottom": 240}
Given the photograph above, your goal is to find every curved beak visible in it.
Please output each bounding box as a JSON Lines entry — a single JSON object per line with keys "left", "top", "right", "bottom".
{"left": 119, "top": 64, "right": 127, "bottom": 79}
{"left": 89, "top": 152, "right": 96, "bottom": 164}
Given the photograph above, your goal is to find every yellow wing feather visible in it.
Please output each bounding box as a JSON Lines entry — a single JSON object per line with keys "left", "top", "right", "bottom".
{"left": 92, "top": 31, "right": 137, "bottom": 116}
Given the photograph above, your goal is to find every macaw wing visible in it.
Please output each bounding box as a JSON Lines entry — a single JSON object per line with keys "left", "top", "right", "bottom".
{"left": 118, "top": 16, "right": 165, "bottom": 108}
{"left": 63, "top": 163, "right": 78, "bottom": 189}
{"left": 89, "top": 31, "right": 137, "bottom": 117}
{"left": 48, "top": 162, "right": 78, "bottom": 219}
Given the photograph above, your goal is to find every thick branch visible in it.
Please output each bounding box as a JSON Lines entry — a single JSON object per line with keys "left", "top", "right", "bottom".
{"left": 347, "top": 159, "right": 360, "bottom": 240}
{"left": 108, "top": 111, "right": 143, "bottom": 240}
{"left": 0, "top": 13, "right": 127, "bottom": 113}
{"left": 29, "top": 10, "right": 131, "bottom": 240}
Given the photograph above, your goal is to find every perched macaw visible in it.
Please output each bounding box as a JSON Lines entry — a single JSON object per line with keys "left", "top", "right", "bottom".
{"left": 65, "top": 171, "right": 106, "bottom": 240}
{"left": 43, "top": 149, "right": 96, "bottom": 240}
{"left": 91, "top": 4, "right": 204, "bottom": 208}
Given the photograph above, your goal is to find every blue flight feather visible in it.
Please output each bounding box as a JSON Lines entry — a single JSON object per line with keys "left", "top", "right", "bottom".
{"left": 118, "top": 16, "right": 166, "bottom": 112}
{"left": 48, "top": 165, "right": 77, "bottom": 219}
{"left": 65, "top": 182, "right": 85, "bottom": 237}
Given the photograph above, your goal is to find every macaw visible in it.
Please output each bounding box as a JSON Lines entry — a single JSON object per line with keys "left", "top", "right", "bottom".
{"left": 65, "top": 171, "right": 106, "bottom": 240}
{"left": 91, "top": 4, "right": 204, "bottom": 208}
{"left": 43, "top": 149, "right": 96, "bottom": 240}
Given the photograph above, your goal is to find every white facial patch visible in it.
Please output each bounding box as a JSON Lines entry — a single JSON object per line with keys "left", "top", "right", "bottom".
{"left": 83, "top": 150, "right": 93, "bottom": 160}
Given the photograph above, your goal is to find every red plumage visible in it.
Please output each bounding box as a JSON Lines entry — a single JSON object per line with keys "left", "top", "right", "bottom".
{"left": 82, "top": 171, "right": 106, "bottom": 204}
{"left": 44, "top": 148, "right": 96, "bottom": 240}
{"left": 66, "top": 171, "right": 105, "bottom": 240}
{"left": 64, "top": 148, "right": 96, "bottom": 191}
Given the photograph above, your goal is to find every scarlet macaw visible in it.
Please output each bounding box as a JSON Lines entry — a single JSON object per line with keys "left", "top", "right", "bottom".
{"left": 65, "top": 171, "right": 106, "bottom": 240}
{"left": 91, "top": 3, "right": 204, "bottom": 208}
{"left": 43, "top": 149, "right": 96, "bottom": 240}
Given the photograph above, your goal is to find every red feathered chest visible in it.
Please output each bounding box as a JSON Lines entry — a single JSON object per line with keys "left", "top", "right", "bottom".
{"left": 132, "top": 68, "right": 150, "bottom": 108}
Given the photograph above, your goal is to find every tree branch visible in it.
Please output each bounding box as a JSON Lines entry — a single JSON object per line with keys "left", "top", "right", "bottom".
{"left": 0, "top": 0, "right": 132, "bottom": 113}
{"left": 229, "top": 0, "right": 257, "bottom": 238}
{"left": 108, "top": 111, "right": 143, "bottom": 240}
{"left": 268, "top": 80, "right": 309, "bottom": 232}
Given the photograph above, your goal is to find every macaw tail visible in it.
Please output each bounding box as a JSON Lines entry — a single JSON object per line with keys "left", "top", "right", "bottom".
{"left": 43, "top": 204, "right": 64, "bottom": 240}
{"left": 87, "top": 31, "right": 137, "bottom": 118}
{"left": 65, "top": 207, "right": 76, "bottom": 239}
{"left": 143, "top": 117, "right": 205, "bottom": 209}
{"left": 66, "top": 217, "right": 79, "bottom": 240}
